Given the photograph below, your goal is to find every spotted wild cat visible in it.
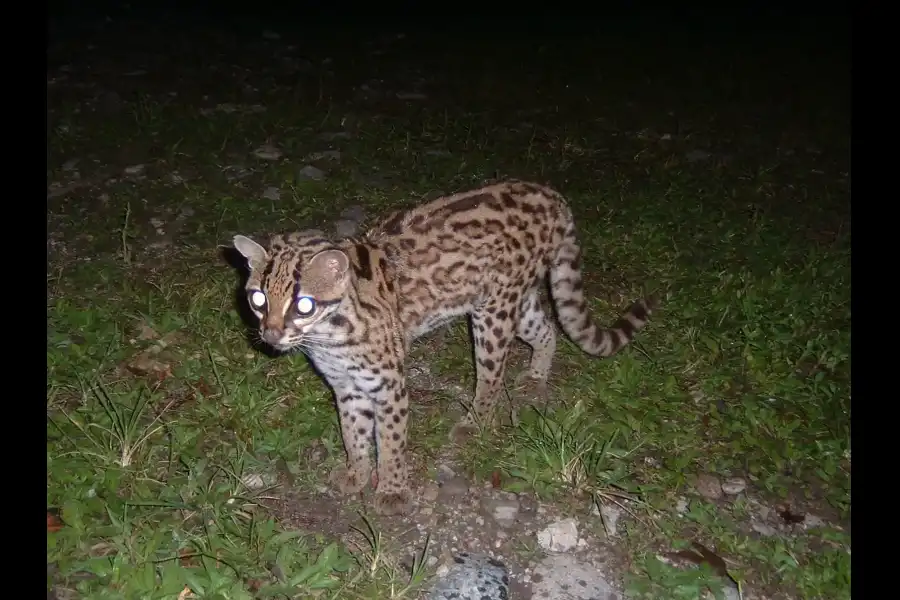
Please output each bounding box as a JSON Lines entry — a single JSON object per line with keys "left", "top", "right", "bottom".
{"left": 232, "top": 180, "right": 656, "bottom": 515}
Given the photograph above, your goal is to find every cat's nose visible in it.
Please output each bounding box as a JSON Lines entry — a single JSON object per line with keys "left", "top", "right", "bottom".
{"left": 261, "top": 327, "right": 283, "bottom": 346}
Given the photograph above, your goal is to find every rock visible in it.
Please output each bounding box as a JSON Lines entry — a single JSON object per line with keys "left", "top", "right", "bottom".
{"left": 426, "top": 552, "right": 509, "bottom": 600}
{"left": 253, "top": 144, "right": 283, "bottom": 160}
{"left": 339, "top": 205, "right": 367, "bottom": 223}
{"left": 261, "top": 186, "right": 281, "bottom": 201}
{"left": 537, "top": 518, "right": 579, "bottom": 552}
{"left": 481, "top": 491, "right": 520, "bottom": 528}
{"left": 599, "top": 503, "right": 622, "bottom": 537}
{"left": 305, "top": 150, "right": 342, "bottom": 161}
{"left": 438, "top": 476, "right": 470, "bottom": 501}
{"left": 721, "top": 477, "right": 747, "bottom": 495}
{"left": 421, "top": 483, "right": 440, "bottom": 503}
{"left": 435, "top": 464, "right": 457, "bottom": 483}
{"left": 124, "top": 164, "right": 145, "bottom": 175}
{"left": 241, "top": 473, "right": 265, "bottom": 490}
{"left": 334, "top": 220, "right": 358, "bottom": 238}
{"left": 693, "top": 473, "right": 723, "bottom": 500}
{"left": 531, "top": 553, "right": 618, "bottom": 600}
{"left": 751, "top": 521, "right": 777, "bottom": 537}
{"left": 802, "top": 513, "right": 827, "bottom": 530}
{"left": 296, "top": 165, "right": 325, "bottom": 181}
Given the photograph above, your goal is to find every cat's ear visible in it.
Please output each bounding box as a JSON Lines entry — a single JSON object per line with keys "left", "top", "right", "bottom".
{"left": 233, "top": 235, "right": 268, "bottom": 271}
{"left": 308, "top": 249, "right": 350, "bottom": 285}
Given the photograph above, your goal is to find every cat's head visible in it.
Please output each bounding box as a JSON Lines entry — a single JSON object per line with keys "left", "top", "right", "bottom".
{"left": 233, "top": 231, "right": 351, "bottom": 352}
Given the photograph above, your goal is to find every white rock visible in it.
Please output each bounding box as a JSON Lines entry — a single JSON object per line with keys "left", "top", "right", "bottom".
{"left": 721, "top": 477, "right": 747, "bottom": 495}
{"left": 537, "top": 518, "right": 579, "bottom": 552}
{"left": 253, "top": 144, "right": 283, "bottom": 160}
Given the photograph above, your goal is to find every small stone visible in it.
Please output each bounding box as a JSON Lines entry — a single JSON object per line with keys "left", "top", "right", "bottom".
{"left": 124, "top": 164, "right": 145, "bottom": 175}
{"left": 339, "top": 205, "right": 367, "bottom": 223}
{"left": 422, "top": 483, "right": 440, "bottom": 502}
{"left": 537, "top": 518, "right": 579, "bottom": 552}
{"left": 751, "top": 522, "right": 777, "bottom": 537}
{"left": 693, "top": 473, "right": 723, "bottom": 500}
{"left": 253, "top": 144, "right": 283, "bottom": 160}
{"left": 599, "top": 503, "right": 622, "bottom": 537}
{"left": 334, "top": 219, "right": 360, "bottom": 238}
{"left": 721, "top": 477, "right": 747, "bottom": 495}
{"left": 241, "top": 473, "right": 265, "bottom": 490}
{"left": 426, "top": 553, "right": 508, "bottom": 600}
{"left": 436, "top": 464, "right": 456, "bottom": 483}
{"left": 261, "top": 186, "right": 281, "bottom": 201}
{"left": 296, "top": 165, "right": 325, "bottom": 181}
{"left": 803, "top": 514, "right": 827, "bottom": 530}
{"left": 62, "top": 158, "right": 79, "bottom": 171}
{"left": 481, "top": 491, "right": 520, "bottom": 528}
{"left": 531, "top": 554, "right": 616, "bottom": 600}
{"left": 438, "top": 476, "right": 469, "bottom": 501}
{"left": 305, "top": 150, "right": 342, "bottom": 161}
{"left": 675, "top": 497, "right": 690, "bottom": 514}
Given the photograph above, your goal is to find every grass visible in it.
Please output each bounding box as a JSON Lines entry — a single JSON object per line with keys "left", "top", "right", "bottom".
{"left": 48, "top": 15, "right": 849, "bottom": 600}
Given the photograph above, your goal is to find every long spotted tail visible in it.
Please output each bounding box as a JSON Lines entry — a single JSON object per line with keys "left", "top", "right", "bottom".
{"left": 549, "top": 224, "right": 655, "bottom": 357}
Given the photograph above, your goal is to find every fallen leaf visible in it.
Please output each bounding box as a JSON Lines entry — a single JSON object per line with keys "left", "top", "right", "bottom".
{"left": 666, "top": 541, "right": 733, "bottom": 582}
{"left": 491, "top": 470, "right": 502, "bottom": 488}
{"left": 178, "top": 549, "right": 197, "bottom": 567}
{"left": 47, "top": 510, "right": 64, "bottom": 532}
{"left": 177, "top": 586, "right": 194, "bottom": 600}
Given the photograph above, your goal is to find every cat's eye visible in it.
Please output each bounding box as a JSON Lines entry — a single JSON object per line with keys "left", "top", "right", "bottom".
{"left": 248, "top": 290, "right": 267, "bottom": 310}
{"left": 295, "top": 295, "right": 316, "bottom": 317}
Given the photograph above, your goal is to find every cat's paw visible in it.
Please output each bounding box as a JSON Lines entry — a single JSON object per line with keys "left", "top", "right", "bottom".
{"left": 374, "top": 490, "right": 411, "bottom": 516}
{"left": 329, "top": 464, "right": 371, "bottom": 495}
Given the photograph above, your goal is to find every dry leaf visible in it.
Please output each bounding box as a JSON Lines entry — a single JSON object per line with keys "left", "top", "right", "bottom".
{"left": 666, "top": 541, "right": 734, "bottom": 582}
{"left": 491, "top": 470, "right": 502, "bottom": 488}
{"left": 47, "top": 511, "right": 64, "bottom": 532}
{"left": 177, "top": 586, "right": 194, "bottom": 600}
{"left": 178, "top": 549, "right": 197, "bottom": 567}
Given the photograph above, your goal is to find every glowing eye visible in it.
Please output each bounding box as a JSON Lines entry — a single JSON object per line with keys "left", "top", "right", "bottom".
{"left": 295, "top": 296, "right": 316, "bottom": 316}
{"left": 249, "top": 290, "right": 267, "bottom": 309}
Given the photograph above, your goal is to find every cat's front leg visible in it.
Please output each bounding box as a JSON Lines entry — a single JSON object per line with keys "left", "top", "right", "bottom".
{"left": 371, "top": 371, "right": 411, "bottom": 516}
{"left": 329, "top": 383, "right": 376, "bottom": 496}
